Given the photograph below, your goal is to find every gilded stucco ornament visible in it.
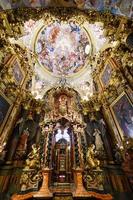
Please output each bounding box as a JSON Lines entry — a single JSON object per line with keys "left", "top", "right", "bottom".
{"left": 86, "top": 144, "right": 100, "bottom": 170}
{"left": 81, "top": 92, "right": 102, "bottom": 116}
{"left": 20, "top": 144, "right": 42, "bottom": 192}
{"left": 0, "top": 8, "right": 125, "bottom": 40}
{"left": 109, "top": 69, "right": 127, "bottom": 87}
{"left": 83, "top": 144, "right": 104, "bottom": 191}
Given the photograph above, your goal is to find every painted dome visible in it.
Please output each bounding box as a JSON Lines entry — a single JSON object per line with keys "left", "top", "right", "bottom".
{"left": 35, "top": 22, "right": 90, "bottom": 76}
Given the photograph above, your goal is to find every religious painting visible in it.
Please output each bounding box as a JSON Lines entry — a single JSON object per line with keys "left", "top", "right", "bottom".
{"left": 110, "top": 92, "right": 133, "bottom": 139}
{"left": 106, "top": 109, "right": 122, "bottom": 145}
{"left": 0, "top": 91, "right": 12, "bottom": 134}
{"left": 11, "top": 58, "right": 24, "bottom": 85}
{"left": 100, "top": 62, "right": 112, "bottom": 88}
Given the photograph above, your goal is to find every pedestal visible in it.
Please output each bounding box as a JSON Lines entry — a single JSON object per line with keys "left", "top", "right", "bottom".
{"left": 34, "top": 168, "right": 53, "bottom": 198}
{"left": 73, "top": 167, "right": 87, "bottom": 197}
{"left": 73, "top": 167, "right": 113, "bottom": 200}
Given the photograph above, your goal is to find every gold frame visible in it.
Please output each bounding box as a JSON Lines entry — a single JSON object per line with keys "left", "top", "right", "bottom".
{"left": 99, "top": 59, "right": 113, "bottom": 88}
{"left": 106, "top": 108, "right": 123, "bottom": 145}
{"left": 110, "top": 91, "right": 133, "bottom": 140}
{"left": 0, "top": 91, "right": 12, "bottom": 135}
{"left": 3, "top": 53, "right": 13, "bottom": 66}
{"left": 127, "top": 88, "right": 133, "bottom": 103}
{"left": 10, "top": 55, "right": 25, "bottom": 85}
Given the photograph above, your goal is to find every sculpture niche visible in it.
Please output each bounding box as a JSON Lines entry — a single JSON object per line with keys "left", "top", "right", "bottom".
{"left": 14, "top": 128, "right": 29, "bottom": 159}
{"left": 58, "top": 94, "right": 68, "bottom": 116}
{"left": 93, "top": 129, "right": 104, "bottom": 152}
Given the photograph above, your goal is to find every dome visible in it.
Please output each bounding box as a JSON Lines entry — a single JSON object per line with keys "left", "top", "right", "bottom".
{"left": 35, "top": 21, "right": 91, "bottom": 76}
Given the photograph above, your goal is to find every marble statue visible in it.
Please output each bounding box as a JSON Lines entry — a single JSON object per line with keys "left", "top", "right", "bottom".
{"left": 93, "top": 128, "right": 104, "bottom": 151}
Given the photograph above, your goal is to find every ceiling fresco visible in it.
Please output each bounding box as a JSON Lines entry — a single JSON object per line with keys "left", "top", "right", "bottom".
{"left": 35, "top": 22, "right": 90, "bottom": 76}
{"left": 13, "top": 16, "right": 107, "bottom": 100}
{"left": 0, "top": 0, "right": 132, "bottom": 18}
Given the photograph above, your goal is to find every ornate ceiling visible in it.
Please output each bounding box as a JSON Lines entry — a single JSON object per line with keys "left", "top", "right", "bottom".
{"left": 12, "top": 13, "right": 108, "bottom": 100}
{"left": 0, "top": 0, "right": 132, "bottom": 18}
{"left": 2, "top": 3, "right": 132, "bottom": 101}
